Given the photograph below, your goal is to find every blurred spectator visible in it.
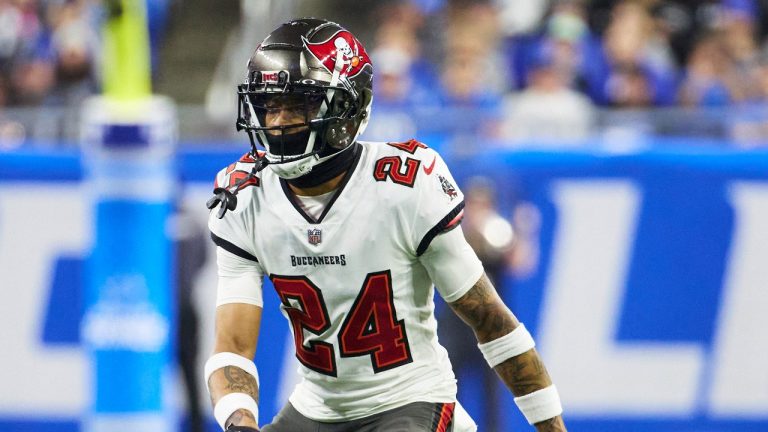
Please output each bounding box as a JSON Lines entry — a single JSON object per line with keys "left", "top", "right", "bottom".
{"left": 604, "top": 62, "right": 656, "bottom": 107}
{"left": 678, "top": 33, "right": 741, "bottom": 106}
{"left": 438, "top": 41, "right": 503, "bottom": 109}
{"left": 650, "top": 1, "right": 703, "bottom": 66}
{"left": 372, "top": 47, "right": 433, "bottom": 110}
{"left": 0, "top": 0, "right": 24, "bottom": 70}
{"left": 364, "top": 1, "right": 437, "bottom": 141}
{"left": 442, "top": 1, "right": 507, "bottom": 95}
{"left": 371, "top": 1, "right": 438, "bottom": 104}
{"left": 678, "top": 0, "right": 764, "bottom": 108}
{"left": 460, "top": 177, "right": 515, "bottom": 276}
{"left": 43, "top": 0, "right": 100, "bottom": 106}
{"left": 10, "top": 55, "right": 55, "bottom": 105}
{"left": 717, "top": 0, "right": 763, "bottom": 101}
{"left": 1, "top": 0, "right": 43, "bottom": 65}
{"left": 435, "top": 1, "right": 504, "bottom": 137}
{"left": 497, "top": 40, "right": 595, "bottom": 143}
{"left": 507, "top": 0, "right": 610, "bottom": 103}
{"left": 601, "top": 0, "right": 678, "bottom": 106}
{"left": 2, "top": 0, "right": 51, "bottom": 105}
{"left": 595, "top": 1, "right": 722, "bottom": 66}
{"left": 494, "top": 0, "right": 549, "bottom": 37}
{"left": 724, "top": 46, "right": 768, "bottom": 145}
{"left": 365, "top": 47, "right": 422, "bottom": 142}
{"left": 0, "top": 0, "right": 101, "bottom": 108}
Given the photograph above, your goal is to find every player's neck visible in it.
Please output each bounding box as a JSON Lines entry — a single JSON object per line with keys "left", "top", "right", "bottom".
{"left": 285, "top": 142, "right": 359, "bottom": 196}
{"left": 289, "top": 171, "right": 346, "bottom": 196}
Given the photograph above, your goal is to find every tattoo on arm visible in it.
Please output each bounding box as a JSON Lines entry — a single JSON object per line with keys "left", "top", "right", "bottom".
{"left": 448, "top": 273, "right": 518, "bottom": 343}
{"left": 495, "top": 349, "right": 550, "bottom": 396}
{"left": 226, "top": 409, "right": 257, "bottom": 429}
{"left": 448, "top": 272, "right": 557, "bottom": 400}
{"left": 208, "top": 366, "right": 260, "bottom": 428}
{"left": 222, "top": 366, "right": 259, "bottom": 403}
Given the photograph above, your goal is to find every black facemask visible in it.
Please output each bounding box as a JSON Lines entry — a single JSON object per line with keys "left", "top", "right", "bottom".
{"left": 263, "top": 128, "right": 314, "bottom": 161}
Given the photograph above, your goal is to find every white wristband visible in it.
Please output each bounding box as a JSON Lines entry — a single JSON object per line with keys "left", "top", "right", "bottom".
{"left": 214, "top": 392, "right": 259, "bottom": 430}
{"left": 204, "top": 352, "right": 259, "bottom": 388}
{"left": 477, "top": 323, "right": 536, "bottom": 367}
{"left": 514, "top": 385, "right": 563, "bottom": 425}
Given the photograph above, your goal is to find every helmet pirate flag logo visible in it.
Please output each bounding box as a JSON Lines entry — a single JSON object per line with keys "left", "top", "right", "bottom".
{"left": 303, "top": 30, "right": 371, "bottom": 79}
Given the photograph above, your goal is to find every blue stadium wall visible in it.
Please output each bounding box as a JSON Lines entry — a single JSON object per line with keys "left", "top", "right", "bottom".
{"left": 1, "top": 139, "right": 768, "bottom": 432}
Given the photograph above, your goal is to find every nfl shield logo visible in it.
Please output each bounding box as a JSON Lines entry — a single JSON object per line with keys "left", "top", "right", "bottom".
{"left": 307, "top": 228, "right": 322, "bottom": 245}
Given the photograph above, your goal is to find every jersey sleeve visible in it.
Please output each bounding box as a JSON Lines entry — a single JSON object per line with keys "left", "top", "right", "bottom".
{"left": 215, "top": 246, "right": 265, "bottom": 307}
{"left": 409, "top": 149, "right": 465, "bottom": 256}
{"left": 208, "top": 159, "right": 265, "bottom": 306}
{"left": 418, "top": 227, "right": 484, "bottom": 302}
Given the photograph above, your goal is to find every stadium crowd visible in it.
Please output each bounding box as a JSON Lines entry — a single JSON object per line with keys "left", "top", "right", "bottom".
{"left": 0, "top": 0, "right": 100, "bottom": 108}
{"left": 1, "top": 0, "right": 768, "bottom": 143}
{"left": 364, "top": 0, "right": 768, "bottom": 142}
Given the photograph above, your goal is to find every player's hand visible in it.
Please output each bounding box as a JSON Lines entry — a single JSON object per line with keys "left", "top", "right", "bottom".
{"left": 227, "top": 426, "right": 260, "bottom": 432}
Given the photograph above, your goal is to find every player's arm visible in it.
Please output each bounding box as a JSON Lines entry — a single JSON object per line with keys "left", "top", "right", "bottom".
{"left": 411, "top": 147, "right": 564, "bottom": 428}
{"left": 448, "top": 274, "right": 566, "bottom": 431}
{"left": 204, "top": 236, "right": 266, "bottom": 431}
{"left": 419, "top": 228, "right": 565, "bottom": 431}
{"left": 207, "top": 303, "right": 262, "bottom": 430}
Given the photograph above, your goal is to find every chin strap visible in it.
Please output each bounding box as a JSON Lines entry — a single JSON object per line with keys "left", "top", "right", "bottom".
{"left": 206, "top": 155, "right": 270, "bottom": 219}
{"left": 287, "top": 142, "right": 359, "bottom": 189}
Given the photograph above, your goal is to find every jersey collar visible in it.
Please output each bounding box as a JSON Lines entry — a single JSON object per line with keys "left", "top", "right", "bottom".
{"left": 279, "top": 143, "right": 363, "bottom": 224}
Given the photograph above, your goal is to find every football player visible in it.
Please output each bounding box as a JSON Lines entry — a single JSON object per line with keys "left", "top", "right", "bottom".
{"left": 204, "top": 18, "right": 566, "bottom": 432}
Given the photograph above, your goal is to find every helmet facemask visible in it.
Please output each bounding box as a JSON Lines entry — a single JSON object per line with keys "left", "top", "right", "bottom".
{"left": 236, "top": 78, "right": 362, "bottom": 178}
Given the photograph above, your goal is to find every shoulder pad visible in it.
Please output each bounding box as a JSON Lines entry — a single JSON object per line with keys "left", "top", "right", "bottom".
{"left": 214, "top": 152, "right": 262, "bottom": 192}
{"left": 385, "top": 139, "right": 429, "bottom": 155}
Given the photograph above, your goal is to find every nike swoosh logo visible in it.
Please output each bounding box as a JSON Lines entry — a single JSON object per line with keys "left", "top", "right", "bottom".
{"left": 423, "top": 156, "right": 436, "bottom": 175}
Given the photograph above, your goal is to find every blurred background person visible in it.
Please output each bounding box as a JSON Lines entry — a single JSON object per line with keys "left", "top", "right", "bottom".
{"left": 43, "top": 0, "right": 100, "bottom": 108}
{"left": 439, "top": 0, "right": 508, "bottom": 102}
{"left": 718, "top": 0, "right": 763, "bottom": 100}
{"left": 433, "top": 0, "right": 505, "bottom": 149}
{"left": 506, "top": 0, "right": 609, "bottom": 104}
{"left": 600, "top": 0, "right": 679, "bottom": 107}
{"left": 678, "top": 33, "right": 742, "bottom": 106}
{"left": 497, "top": 40, "right": 595, "bottom": 143}
{"left": 363, "top": 1, "right": 436, "bottom": 142}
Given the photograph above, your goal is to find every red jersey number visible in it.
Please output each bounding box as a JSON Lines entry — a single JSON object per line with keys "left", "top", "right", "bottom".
{"left": 272, "top": 271, "right": 412, "bottom": 377}
{"left": 338, "top": 271, "right": 412, "bottom": 372}
{"left": 271, "top": 276, "right": 336, "bottom": 376}
{"left": 373, "top": 156, "right": 421, "bottom": 187}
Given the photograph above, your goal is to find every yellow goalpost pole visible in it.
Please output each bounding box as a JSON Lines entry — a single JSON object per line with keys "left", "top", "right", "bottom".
{"left": 101, "top": 0, "right": 152, "bottom": 99}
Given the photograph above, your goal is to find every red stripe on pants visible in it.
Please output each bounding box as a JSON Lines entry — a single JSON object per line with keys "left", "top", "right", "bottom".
{"left": 435, "top": 402, "right": 455, "bottom": 432}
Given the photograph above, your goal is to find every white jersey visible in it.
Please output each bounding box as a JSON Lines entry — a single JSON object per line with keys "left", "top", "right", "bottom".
{"left": 209, "top": 140, "right": 476, "bottom": 422}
